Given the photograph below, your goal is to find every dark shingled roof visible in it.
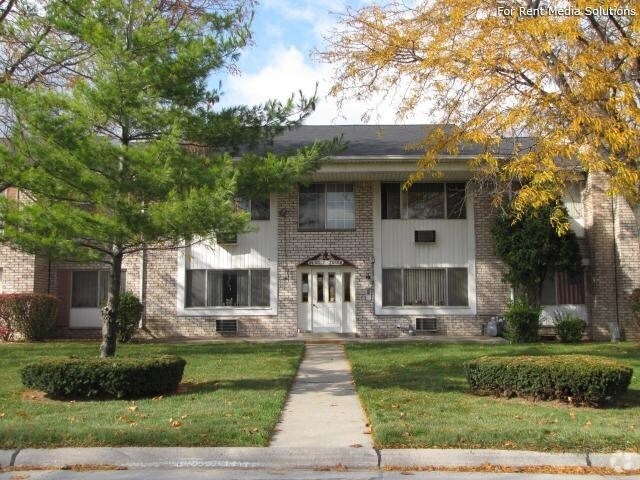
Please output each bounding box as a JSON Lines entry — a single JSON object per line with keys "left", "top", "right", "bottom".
{"left": 264, "top": 125, "right": 535, "bottom": 158}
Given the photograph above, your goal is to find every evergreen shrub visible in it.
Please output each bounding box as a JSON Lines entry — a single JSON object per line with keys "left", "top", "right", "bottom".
{"left": 555, "top": 313, "right": 584, "bottom": 343}
{"left": 465, "top": 355, "right": 632, "bottom": 406}
{"left": 504, "top": 298, "right": 540, "bottom": 343}
{"left": 21, "top": 355, "right": 186, "bottom": 398}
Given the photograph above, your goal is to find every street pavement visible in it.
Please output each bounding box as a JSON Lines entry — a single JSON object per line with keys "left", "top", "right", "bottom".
{"left": 0, "top": 469, "right": 638, "bottom": 479}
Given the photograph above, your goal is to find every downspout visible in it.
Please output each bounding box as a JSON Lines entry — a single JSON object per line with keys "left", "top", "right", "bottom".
{"left": 611, "top": 197, "right": 622, "bottom": 339}
{"left": 47, "top": 260, "right": 52, "bottom": 294}
{"left": 139, "top": 245, "right": 147, "bottom": 328}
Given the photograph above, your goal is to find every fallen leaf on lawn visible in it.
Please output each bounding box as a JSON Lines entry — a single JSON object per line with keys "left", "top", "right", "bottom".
{"left": 170, "top": 420, "right": 182, "bottom": 428}
{"left": 350, "top": 444, "right": 363, "bottom": 448}
{"left": 181, "top": 415, "right": 188, "bottom": 419}
{"left": 0, "top": 413, "right": 5, "bottom": 418}
{"left": 514, "top": 415, "right": 521, "bottom": 420}
{"left": 584, "top": 421, "right": 592, "bottom": 428}
{"left": 251, "top": 427, "right": 259, "bottom": 432}
{"left": 403, "top": 431, "right": 412, "bottom": 437}
{"left": 152, "top": 395, "right": 163, "bottom": 401}
{"left": 569, "top": 411, "right": 576, "bottom": 419}
{"left": 400, "top": 412, "right": 406, "bottom": 418}
{"left": 391, "top": 404, "right": 399, "bottom": 409}
{"left": 224, "top": 413, "right": 232, "bottom": 417}
{"left": 128, "top": 406, "right": 138, "bottom": 412}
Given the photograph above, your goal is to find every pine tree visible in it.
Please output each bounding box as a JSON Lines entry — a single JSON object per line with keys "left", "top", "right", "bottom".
{"left": 0, "top": 0, "right": 336, "bottom": 356}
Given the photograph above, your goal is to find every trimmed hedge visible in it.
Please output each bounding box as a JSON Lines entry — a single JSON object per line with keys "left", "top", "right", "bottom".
{"left": 21, "top": 355, "right": 186, "bottom": 398}
{"left": 465, "top": 355, "right": 633, "bottom": 406}
{"left": 0, "top": 293, "right": 58, "bottom": 340}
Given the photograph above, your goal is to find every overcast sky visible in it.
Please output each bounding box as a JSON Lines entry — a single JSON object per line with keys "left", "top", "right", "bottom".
{"left": 216, "top": 0, "right": 432, "bottom": 125}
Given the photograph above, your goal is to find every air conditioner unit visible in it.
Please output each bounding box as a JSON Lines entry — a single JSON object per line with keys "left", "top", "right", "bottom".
{"left": 415, "top": 317, "right": 437, "bottom": 333}
{"left": 217, "top": 232, "right": 238, "bottom": 245}
{"left": 216, "top": 319, "right": 238, "bottom": 334}
{"left": 415, "top": 230, "right": 436, "bottom": 243}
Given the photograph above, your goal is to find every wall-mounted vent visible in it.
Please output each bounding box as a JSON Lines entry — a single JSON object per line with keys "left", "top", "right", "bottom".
{"left": 415, "top": 317, "right": 437, "bottom": 333}
{"left": 415, "top": 230, "right": 436, "bottom": 243}
{"left": 216, "top": 319, "right": 238, "bottom": 334}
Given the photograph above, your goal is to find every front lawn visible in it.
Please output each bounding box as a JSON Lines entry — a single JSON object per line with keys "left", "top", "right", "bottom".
{"left": 346, "top": 342, "right": 640, "bottom": 452}
{"left": 0, "top": 341, "right": 303, "bottom": 448}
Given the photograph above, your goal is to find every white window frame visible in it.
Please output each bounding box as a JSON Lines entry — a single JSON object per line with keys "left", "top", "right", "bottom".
{"left": 176, "top": 248, "right": 278, "bottom": 316}
{"left": 298, "top": 183, "right": 355, "bottom": 231}
{"left": 185, "top": 268, "right": 271, "bottom": 308}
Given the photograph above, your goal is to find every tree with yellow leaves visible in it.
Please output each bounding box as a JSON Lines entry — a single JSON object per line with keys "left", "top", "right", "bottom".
{"left": 320, "top": 0, "right": 639, "bottom": 230}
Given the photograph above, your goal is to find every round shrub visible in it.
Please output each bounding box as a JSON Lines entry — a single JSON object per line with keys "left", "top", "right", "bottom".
{"left": 504, "top": 298, "right": 540, "bottom": 343}
{"left": 465, "top": 355, "right": 633, "bottom": 406}
{"left": 0, "top": 293, "right": 58, "bottom": 341}
{"left": 21, "top": 355, "right": 186, "bottom": 398}
{"left": 117, "top": 292, "right": 143, "bottom": 343}
{"left": 555, "top": 313, "right": 584, "bottom": 343}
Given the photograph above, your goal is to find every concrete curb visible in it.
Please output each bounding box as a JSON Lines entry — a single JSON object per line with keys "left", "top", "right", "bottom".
{"left": 2, "top": 447, "right": 639, "bottom": 472}
{"left": 0, "top": 450, "right": 16, "bottom": 468}
{"left": 380, "top": 449, "right": 587, "bottom": 468}
{"left": 589, "top": 451, "right": 640, "bottom": 472}
{"left": 10, "top": 447, "right": 378, "bottom": 470}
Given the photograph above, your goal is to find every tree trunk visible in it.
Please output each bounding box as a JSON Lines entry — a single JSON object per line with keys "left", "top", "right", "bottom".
{"left": 100, "top": 247, "right": 123, "bottom": 358}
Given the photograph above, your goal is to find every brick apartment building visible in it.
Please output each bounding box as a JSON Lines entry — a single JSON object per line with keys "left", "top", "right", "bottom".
{"left": 1, "top": 125, "right": 639, "bottom": 340}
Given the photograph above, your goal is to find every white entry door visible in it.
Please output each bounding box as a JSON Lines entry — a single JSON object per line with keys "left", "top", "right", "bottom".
{"left": 298, "top": 270, "right": 355, "bottom": 333}
{"left": 312, "top": 271, "right": 341, "bottom": 332}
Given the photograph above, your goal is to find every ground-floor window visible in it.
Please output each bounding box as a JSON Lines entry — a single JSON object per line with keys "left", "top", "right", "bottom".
{"left": 541, "top": 270, "right": 585, "bottom": 305}
{"left": 382, "top": 267, "right": 468, "bottom": 307}
{"left": 186, "top": 269, "right": 270, "bottom": 308}
{"left": 71, "top": 270, "right": 126, "bottom": 308}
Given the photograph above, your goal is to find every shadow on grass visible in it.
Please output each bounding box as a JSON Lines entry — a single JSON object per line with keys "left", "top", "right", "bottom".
{"left": 175, "top": 377, "right": 293, "bottom": 395}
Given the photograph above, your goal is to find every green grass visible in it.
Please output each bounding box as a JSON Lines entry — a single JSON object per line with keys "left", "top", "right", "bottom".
{"left": 0, "top": 341, "right": 303, "bottom": 448}
{"left": 346, "top": 342, "right": 640, "bottom": 452}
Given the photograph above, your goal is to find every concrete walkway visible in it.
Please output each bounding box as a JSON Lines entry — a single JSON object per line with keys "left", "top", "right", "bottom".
{"left": 270, "top": 343, "right": 373, "bottom": 448}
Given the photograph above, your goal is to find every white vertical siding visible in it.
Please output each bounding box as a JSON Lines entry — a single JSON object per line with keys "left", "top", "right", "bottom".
{"left": 187, "top": 198, "right": 277, "bottom": 270}
{"left": 177, "top": 196, "right": 278, "bottom": 316}
{"left": 380, "top": 219, "right": 469, "bottom": 267}
{"left": 374, "top": 182, "right": 476, "bottom": 315}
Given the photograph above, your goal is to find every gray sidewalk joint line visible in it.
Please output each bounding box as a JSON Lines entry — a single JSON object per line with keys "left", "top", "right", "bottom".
{"left": 585, "top": 451, "right": 592, "bottom": 467}
{"left": 374, "top": 447, "right": 381, "bottom": 468}
{"left": 9, "top": 448, "right": 21, "bottom": 467}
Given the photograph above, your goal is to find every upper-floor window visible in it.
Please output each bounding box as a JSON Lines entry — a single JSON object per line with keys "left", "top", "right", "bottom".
{"left": 299, "top": 183, "right": 355, "bottom": 230}
{"left": 381, "top": 182, "right": 466, "bottom": 220}
{"left": 237, "top": 197, "right": 270, "bottom": 221}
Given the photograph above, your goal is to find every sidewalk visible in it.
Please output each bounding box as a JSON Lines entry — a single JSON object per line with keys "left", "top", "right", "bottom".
{"left": 270, "top": 343, "right": 373, "bottom": 448}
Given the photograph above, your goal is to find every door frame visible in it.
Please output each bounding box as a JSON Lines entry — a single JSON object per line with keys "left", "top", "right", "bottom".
{"left": 297, "top": 268, "right": 356, "bottom": 333}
